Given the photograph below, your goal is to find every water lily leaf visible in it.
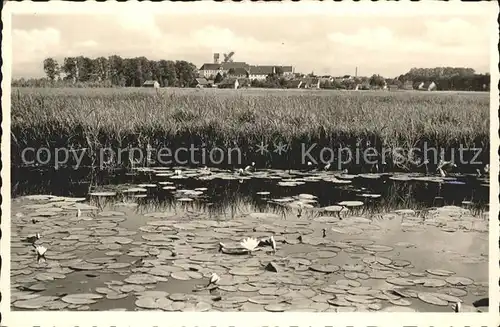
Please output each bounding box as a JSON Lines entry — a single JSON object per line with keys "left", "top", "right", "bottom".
{"left": 337, "top": 201, "right": 364, "bottom": 207}
{"left": 124, "top": 274, "right": 158, "bottom": 285}
{"left": 381, "top": 306, "right": 417, "bottom": 312}
{"left": 386, "top": 277, "right": 415, "bottom": 286}
{"left": 229, "top": 268, "right": 263, "bottom": 276}
{"left": 445, "top": 276, "right": 474, "bottom": 286}
{"left": 264, "top": 303, "right": 287, "bottom": 312}
{"left": 417, "top": 292, "right": 448, "bottom": 306}
{"left": 248, "top": 295, "right": 279, "bottom": 305}
{"left": 61, "top": 293, "right": 103, "bottom": 305}
{"left": 413, "top": 278, "right": 446, "bottom": 287}
{"left": 309, "top": 264, "right": 339, "bottom": 273}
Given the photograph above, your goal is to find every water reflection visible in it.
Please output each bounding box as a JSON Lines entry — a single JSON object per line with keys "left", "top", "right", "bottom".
{"left": 12, "top": 167, "right": 489, "bottom": 216}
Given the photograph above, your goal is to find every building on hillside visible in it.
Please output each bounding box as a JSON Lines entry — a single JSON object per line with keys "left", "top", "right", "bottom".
{"left": 221, "top": 62, "right": 250, "bottom": 71}
{"left": 218, "top": 78, "right": 240, "bottom": 89}
{"left": 355, "top": 82, "right": 371, "bottom": 91}
{"left": 418, "top": 81, "right": 437, "bottom": 91}
{"left": 300, "top": 77, "right": 320, "bottom": 89}
{"left": 199, "top": 62, "right": 252, "bottom": 79}
{"left": 227, "top": 67, "right": 249, "bottom": 79}
{"left": 199, "top": 63, "right": 223, "bottom": 79}
{"left": 403, "top": 81, "right": 414, "bottom": 90}
{"left": 143, "top": 80, "right": 160, "bottom": 88}
{"left": 249, "top": 65, "right": 276, "bottom": 80}
{"left": 194, "top": 78, "right": 211, "bottom": 88}
{"left": 319, "top": 76, "right": 334, "bottom": 84}
{"left": 276, "top": 65, "right": 294, "bottom": 77}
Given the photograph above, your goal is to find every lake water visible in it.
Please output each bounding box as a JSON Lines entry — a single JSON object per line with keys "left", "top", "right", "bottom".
{"left": 10, "top": 167, "right": 490, "bottom": 312}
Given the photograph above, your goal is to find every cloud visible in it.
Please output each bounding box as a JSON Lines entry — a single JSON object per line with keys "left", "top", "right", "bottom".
{"left": 11, "top": 14, "right": 491, "bottom": 78}
{"left": 75, "top": 40, "right": 98, "bottom": 48}
{"left": 327, "top": 18, "right": 488, "bottom": 58}
{"left": 115, "top": 12, "right": 162, "bottom": 39}
{"left": 424, "top": 18, "right": 488, "bottom": 48}
{"left": 13, "top": 28, "right": 61, "bottom": 64}
{"left": 328, "top": 27, "right": 394, "bottom": 50}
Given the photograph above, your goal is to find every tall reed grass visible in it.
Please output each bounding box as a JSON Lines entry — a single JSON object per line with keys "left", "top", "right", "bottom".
{"left": 11, "top": 87, "right": 490, "bottom": 171}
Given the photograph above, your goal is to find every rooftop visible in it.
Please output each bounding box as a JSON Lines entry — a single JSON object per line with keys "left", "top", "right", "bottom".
{"left": 199, "top": 63, "right": 222, "bottom": 70}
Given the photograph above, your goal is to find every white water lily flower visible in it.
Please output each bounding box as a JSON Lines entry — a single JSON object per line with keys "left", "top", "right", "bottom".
{"left": 270, "top": 235, "right": 277, "bottom": 253}
{"left": 175, "top": 170, "right": 182, "bottom": 176}
{"left": 76, "top": 209, "right": 82, "bottom": 217}
{"left": 437, "top": 160, "right": 456, "bottom": 177}
{"left": 34, "top": 244, "right": 47, "bottom": 257}
{"left": 207, "top": 272, "right": 221, "bottom": 286}
{"left": 240, "top": 237, "right": 259, "bottom": 252}
{"left": 244, "top": 162, "right": 255, "bottom": 172}
{"left": 218, "top": 242, "right": 226, "bottom": 252}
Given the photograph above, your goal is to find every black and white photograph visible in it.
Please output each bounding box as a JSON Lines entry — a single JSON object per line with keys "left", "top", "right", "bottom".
{"left": 1, "top": 1, "right": 498, "bottom": 326}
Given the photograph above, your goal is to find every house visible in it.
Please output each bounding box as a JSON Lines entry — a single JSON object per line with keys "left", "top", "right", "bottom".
{"left": 221, "top": 62, "right": 250, "bottom": 71}
{"left": 218, "top": 78, "right": 239, "bottom": 89}
{"left": 418, "top": 81, "right": 437, "bottom": 91}
{"left": 388, "top": 84, "right": 399, "bottom": 91}
{"left": 143, "top": 80, "right": 160, "bottom": 88}
{"left": 199, "top": 63, "right": 223, "bottom": 79}
{"left": 355, "top": 82, "right": 371, "bottom": 91}
{"left": 286, "top": 80, "right": 303, "bottom": 89}
{"left": 194, "top": 78, "right": 211, "bottom": 88}
{"left": 403, "top": 81, "right": 414, "bottom": 90}
{"left": 227, "top": 67, "right": 249, "bottom": 79}
{"left": 319, "top": 76, "right": 334, "bottom": 84}
{"left": 276, "top": 65, "right": 294, "bottom": 77}
{"left": 300, "top": 77, "right": 320, "bottom": 89}
{"left": 249, "top": 65, "right": 276, "bottom": 80}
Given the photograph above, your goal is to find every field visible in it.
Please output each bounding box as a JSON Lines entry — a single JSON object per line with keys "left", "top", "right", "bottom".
{"left": 10, "top": 87, "right": 491, "bottom": 313}
{"left": 11, "top": 87, "right": 490, "bottom": 170}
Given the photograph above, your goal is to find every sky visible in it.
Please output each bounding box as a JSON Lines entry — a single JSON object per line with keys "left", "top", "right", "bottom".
{"left": 10, "top": 6, "right": 493, "bottom": 79}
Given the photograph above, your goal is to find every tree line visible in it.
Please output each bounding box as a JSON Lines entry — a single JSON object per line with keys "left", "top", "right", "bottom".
{"left": 395, "top": 67, "right": 490, "bottom": 91}
{"left": 38, "top": 55, "right": 198, "bottom": 87}
{"left": 13, "top": 55, "right": 490, "bottom": 92}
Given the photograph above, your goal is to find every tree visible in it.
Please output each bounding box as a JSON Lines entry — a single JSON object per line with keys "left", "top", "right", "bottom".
{"left": 158, "top": 60, "right": 177, "bottom": 87}
{"left": 214, "top": 72, "right": 224, "bottom": 84}
{"left": 108, "top": 55, "right": 124, "bottom": 86}
{"left": 43, "top": 58, "right": 60, "bottom": 81}
{"left": 369, "top": 74, "right": 385, "bottom": 88}
{"left": 62, "top": 57, "right": 78, "bottom": 82}
{"left": 91, "top": 57, "right": 109, "bottom": 82}
{"left": 175, "top": 60, "right": 198, "bottom": 87}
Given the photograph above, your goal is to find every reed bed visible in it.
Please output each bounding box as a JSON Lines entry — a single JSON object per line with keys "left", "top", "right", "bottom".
{"left": 11, "top": 87, "right": 490, "bottom": 171}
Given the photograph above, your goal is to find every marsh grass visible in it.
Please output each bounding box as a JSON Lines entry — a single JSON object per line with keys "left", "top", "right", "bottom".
{"left": 11, "top": 87, "right": 489, "bottom": 171}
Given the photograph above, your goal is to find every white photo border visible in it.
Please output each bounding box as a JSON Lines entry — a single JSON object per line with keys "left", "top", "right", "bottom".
{"left": 1, "top": 1, "right": 498, "bottom": 326}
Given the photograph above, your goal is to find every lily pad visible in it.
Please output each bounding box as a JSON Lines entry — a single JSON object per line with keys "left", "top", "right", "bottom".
{"left": 309, "top": 264, "right": 339, "bottom": 273}
{"left": 338, "top": 201, "right": 364, "bottom": 207}
{"left": 61, "top": 293, "right": 103, "bottom": 305}
{"left": 417, "top": 292, "right": 448, "bottom": 306}
{"left": 445, "top": 276, "right": 474, "bottom": 286}
{"left": 264, "top": 304, "right": 287, "bottom": 312}
{"left": 124, "top": 274, "right": 158, "bottom": 285}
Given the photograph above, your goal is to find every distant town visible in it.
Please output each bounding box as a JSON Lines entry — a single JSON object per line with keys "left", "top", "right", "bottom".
{"left": 12, "top": 51, "right": 490, "bottom": 92}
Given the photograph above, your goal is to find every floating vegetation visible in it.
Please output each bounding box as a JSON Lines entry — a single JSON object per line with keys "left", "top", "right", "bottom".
{"left": 10, "top": 158, "right": 490, "bottom": 313}
{"left": 10, "top": 186, "right": 488, "bottom": 312}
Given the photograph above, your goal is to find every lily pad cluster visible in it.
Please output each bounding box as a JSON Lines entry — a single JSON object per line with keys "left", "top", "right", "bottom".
{"left": 10, "top": 186, "right": 487, "bottom": 312}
